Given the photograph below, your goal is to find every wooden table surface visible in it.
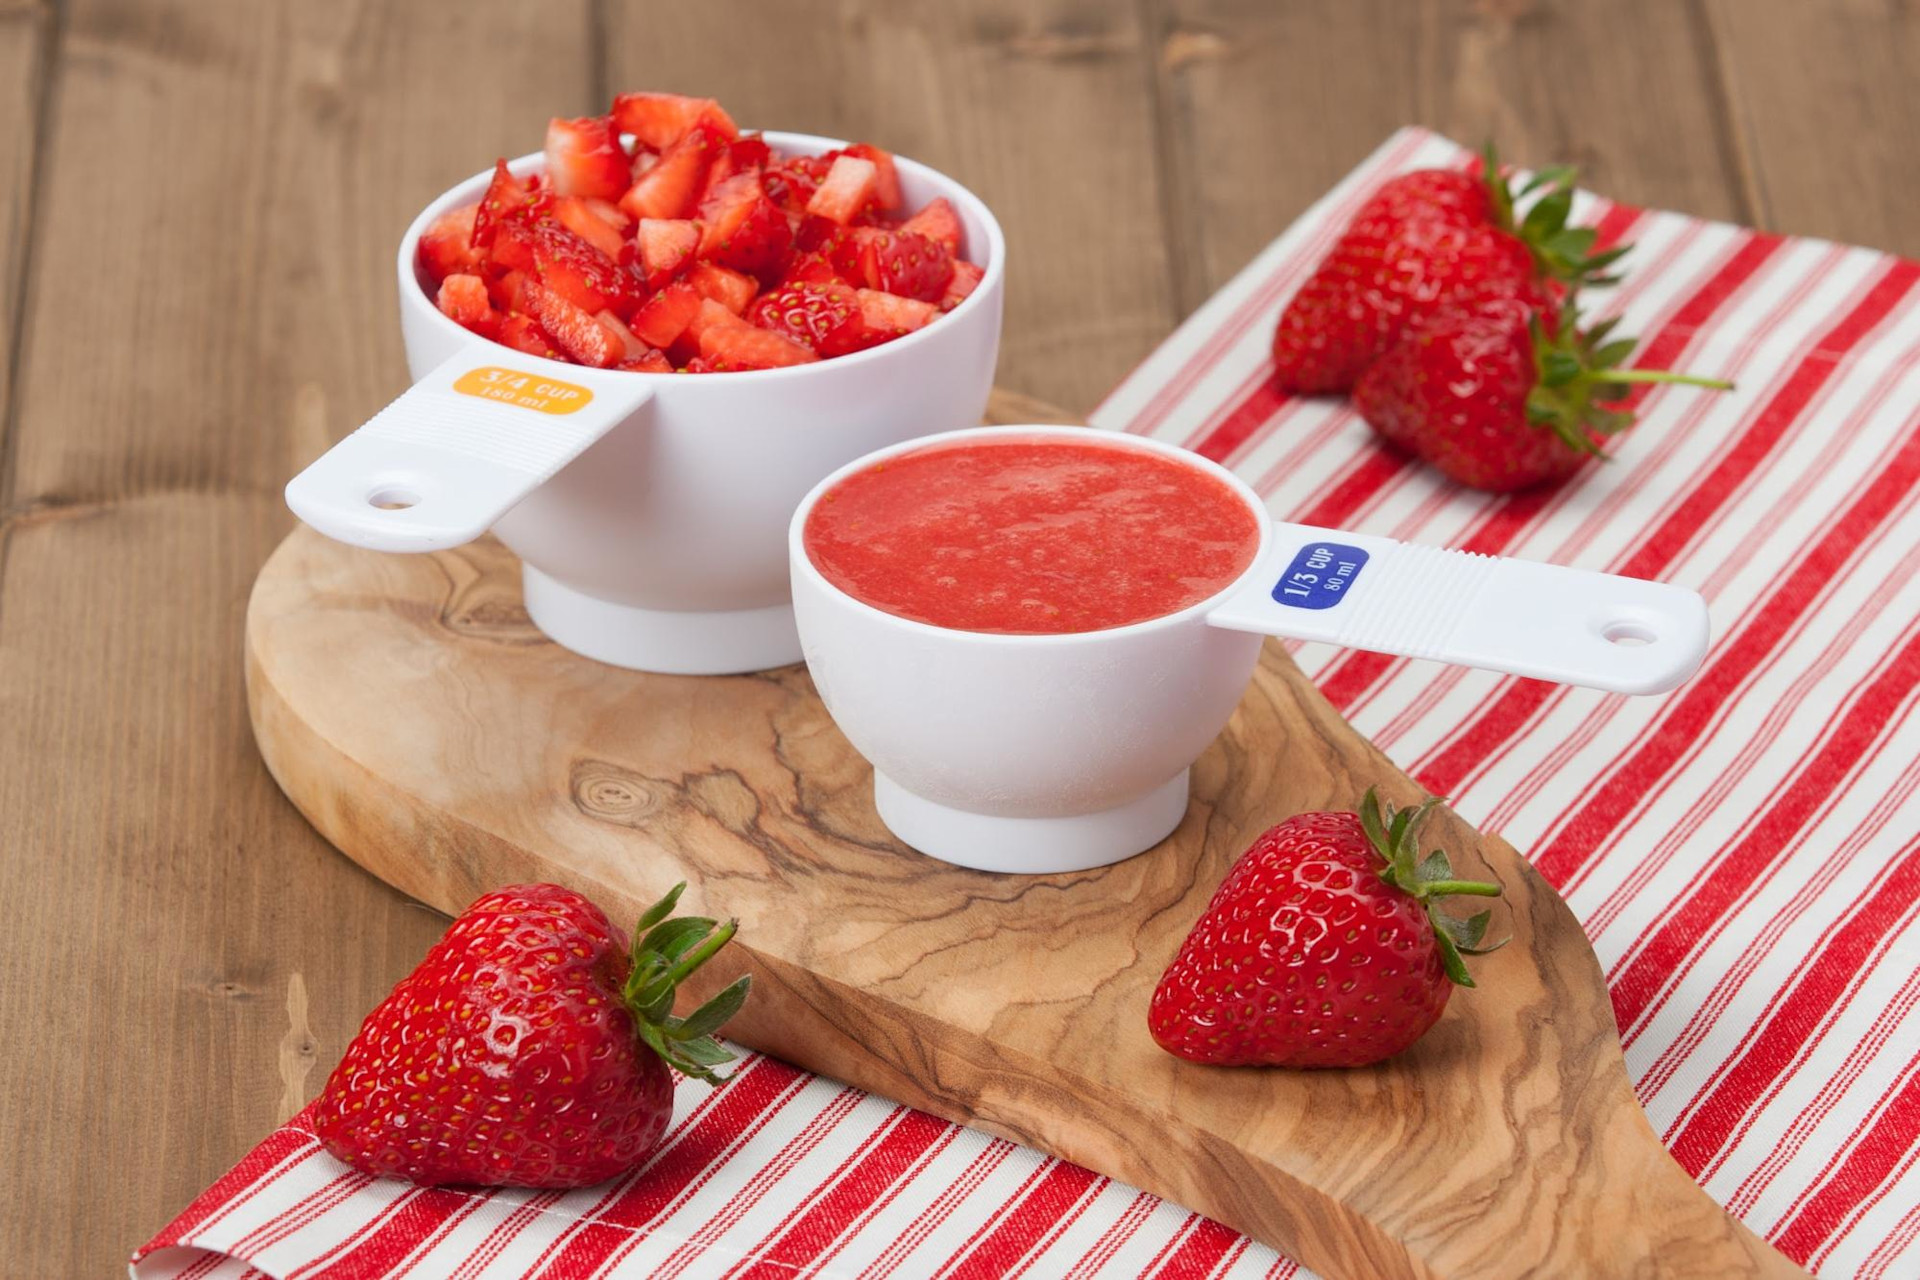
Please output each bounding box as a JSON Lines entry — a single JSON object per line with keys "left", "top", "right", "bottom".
{"left": 1, "top": 2, "right": 1914, "bottom": 1272}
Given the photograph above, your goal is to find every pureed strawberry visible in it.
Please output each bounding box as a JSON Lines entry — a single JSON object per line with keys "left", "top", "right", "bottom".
{"left": 803, "top": 436, "right": 1263, "bottom": 634}
{"left": 419, "top": 91, "right": 984, "bottom": 373}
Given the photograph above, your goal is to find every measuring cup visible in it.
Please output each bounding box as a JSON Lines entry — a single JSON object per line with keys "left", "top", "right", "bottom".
{"left": 788, "top": 425, "right": 1710, "bottom": 873}
{"left": 284, "top": 136, "right": 1005, "bottom": 674}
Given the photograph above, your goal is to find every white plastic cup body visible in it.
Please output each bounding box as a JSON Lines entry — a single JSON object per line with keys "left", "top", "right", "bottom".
{"left": 788, "top": 426, "right": 1272, "bottom": 872}
{"left": 392, "top": 135, "right": 1006, "bottom": 668}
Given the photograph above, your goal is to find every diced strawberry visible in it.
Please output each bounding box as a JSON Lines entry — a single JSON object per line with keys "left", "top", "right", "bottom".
{"left": 843, "top": 143, "right": 901, "bottom": 211}
{"left": 420, "top": 204, "right": 480, "bottom": 283}
{"left": 583, "top": 197, "right": 630, "bottom": 230}
{"left": 747, "top": 281, "right": 875, "bottom": 358}
{"left": 436, "top": 273, "right": 496, "bottom": 331}
{"left": 612, "top": 92, "right": 739, "bottom": 150}
{"left": 488, "top": 218, "right": 539, "bottom": 274}
{"left": 636, "top": 218, "right": 701, "bottom": 287}
{"left": 699, "top": 322, "right": 820, "bottom": 370}
{"left": 899, "top": 197, "right": 964, "bottom": 254}
{"left": 686, "top": 261, "right": 757, "bottom": 314}
{"left": 697, "top": 174, "right": 793, "bottom": 279}
{"left": 856, "top": 288, "right": 938, "bottom": 338}
{"left": 597, "top": 309, "right": 650, "bottom": 361}
{"left": 765, "top": 154, "right": 831, "bottom": 213}
{"left": 487, "top": 268, "right": 532, "bottom": 312}
{"left": 684, "top": 297, "right": 748, "bottom": 346}
{"left": 795, "top": 214, "right": 853, "bottom": 258}
{"left": 618, "top": 122, "right": 726, "bottom": 222}
{"left": 471, "top": 160, "right": 533, "bottom": 249}
{"left": 703, "top": 135, "right": 771, "bottom": 198}
{"left": 940, "top": 258, "right": 985, "bottom": 311}
{"left": 628, "top": 281, "right": 704, "bottom": 349}
{"left": 725, "top": 135, "right": 770, "bottom": 174}
{"left": 554, "top": 196, "right": 627, "bottom": 260}
{"left": 680, "top": 356, "right": 718, "bottom": 373}
{"left": 545, "top": 115, "right": 631, "bottom": 200}
{"left": 849, "top": 228, "right": 954, "bottom": 302}
{"left": 617, "top": 348, "right": 676, "bottom": 374}
{"left": 806, "top": 155, "right": 878, "bottom": 224}
{"left": 495, "top": 312, "right": 560, "bottom": 360}
{"left": 524, "top": 281, "right": 621, "bottom": 368}
{"left": 781, "top": 252, "right": 842, "bottom": 287}
{"left": 531, "top": 222, "right": 644, "bottom": 318}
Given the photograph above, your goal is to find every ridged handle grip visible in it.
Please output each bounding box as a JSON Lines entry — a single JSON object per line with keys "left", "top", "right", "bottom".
{"left": 1207, "top": 522, "right": 1710, "bottom": 695}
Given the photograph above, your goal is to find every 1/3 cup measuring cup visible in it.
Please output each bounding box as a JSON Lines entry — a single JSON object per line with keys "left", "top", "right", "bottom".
{"left": 788, "top": 425, "right": 1711, "bottom": 874}
{"left": 283, "top": 136, "right": 1005, "bottom": 675}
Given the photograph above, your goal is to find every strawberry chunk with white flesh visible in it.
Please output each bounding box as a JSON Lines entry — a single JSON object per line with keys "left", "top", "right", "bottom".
{"left": 699, "top": 321, "right": 819, "bottom": 370}
{"left": 436, "top": 274, "right": 496, "bottom": 330}
{"left": 597, "top": 310, "right": 649, "bottom": 361}
{"left": 844, "top": 143, "right": 901, "bottom": 211}
{"left": 628, "top": 281, "right": 704, "bottom": 349}
{"left": 899, "top": 197, "right": 964, "bottom": 254}
{"left": 495, "top": 313, "right": 559, "bottom": 359}
{"left": 612, "top": 92, "right": 739, "bottom": 150}
{"left": 940, "top": 258, "right": 984, "bottom": 311}
{"left": 697, "top": 173, "right": 792, "bottom": 279}
{"left": 545, "top": 116, "right": 632, "bottom": 200}
{"left": 856, "top": 289, "right": 938, "bottom": 337}
{"left": 420, "top": 205, "right": 480, "bottom": 282}
{"left": 471, "top": 160, "right": 532, "bottom": 249}
{"left": 806, "top": 155, "right": 878, "bottom": 225}
{"left": 554, "top": 197, "right": 627, "bottom": 261}
{"left": 524, "top": 281, "right": 621, "bottom": 368}
{"left": 636, "top": 218, "right": 701, "bottom": 287}
{"left": 617, "top": 348, "right": 675, "bottom": 374}
{"left": 619, "top": 125, "right": 723, "bottom": 222}
{"left": 684, "top": 297, "right": 749, "bottom": 346}
{"left": 686, "top": 262, "right": 757, "bottom": 314}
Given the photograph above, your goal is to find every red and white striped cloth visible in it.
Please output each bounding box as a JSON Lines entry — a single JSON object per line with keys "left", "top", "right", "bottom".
{"left": 136, "top": 129, "right": 1920, "bottom": 1279}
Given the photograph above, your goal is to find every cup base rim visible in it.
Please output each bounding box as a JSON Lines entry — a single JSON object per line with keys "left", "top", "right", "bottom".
{"left": 873, "top": 769, "right": 1190, "bottom": 874}
{"left": 522, "top": 566, "right": 801, "bottom": 674}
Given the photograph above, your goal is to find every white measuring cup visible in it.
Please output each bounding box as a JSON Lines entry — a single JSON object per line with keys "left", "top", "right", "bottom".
{"left": 284, "top": 136, "right": 1005, "bottom": 674}
{"left": 789, "top": 425, "right": 1710, "bottom": 874}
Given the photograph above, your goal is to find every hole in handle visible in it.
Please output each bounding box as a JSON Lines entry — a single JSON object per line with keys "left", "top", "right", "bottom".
{"left": 368, "top": 486, "right": 421, "bottom": 511}
{"left": 1603, "top": 620, "right": 1658, "bottom": 648}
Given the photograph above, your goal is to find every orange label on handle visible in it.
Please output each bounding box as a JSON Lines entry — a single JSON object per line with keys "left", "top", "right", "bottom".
{"left": 452, "top": 367, "right": 594, "bottom": 415}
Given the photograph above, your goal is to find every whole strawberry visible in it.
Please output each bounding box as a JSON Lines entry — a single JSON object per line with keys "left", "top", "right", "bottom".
{"left": 1270, "top": 149, "right": 1620, "bottom": 394}
{"left": 314, "top": 882, "right": 749, "bottom": 1187}
{"left": 1353, "top": 296, "right": 1732, "bottom": 491}
{"left": 1149, "top": 790, "right": 1502, "bottom": 1068}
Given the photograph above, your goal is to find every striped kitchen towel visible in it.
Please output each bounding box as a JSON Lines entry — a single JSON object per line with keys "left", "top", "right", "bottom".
{"left": 135, "top": 128, "right": 1920, "bottom": 1279}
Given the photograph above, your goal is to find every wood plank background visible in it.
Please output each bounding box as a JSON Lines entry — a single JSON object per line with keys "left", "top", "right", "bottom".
{"left": 0, "top": 1, "right": 1910, "bottom": 1271}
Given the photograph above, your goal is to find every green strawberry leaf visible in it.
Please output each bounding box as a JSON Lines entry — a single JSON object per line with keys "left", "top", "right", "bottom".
{"left": 1592, "top": 338, "right": 1638, "bottom": 367}
{"left": 668, "top": 975, "right": 752, "bottom": 1041}
{"left": 633, "top": 882, "right": 686, "bottom": 934}
{"left": 1521, "top": 188, "right": 1573, "bottom": 241}
{"left": 1433, "top": 924, "right": 1476, "bottom": 988}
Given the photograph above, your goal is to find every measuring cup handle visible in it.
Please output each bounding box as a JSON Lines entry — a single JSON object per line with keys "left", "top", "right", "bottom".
{"left": 1205, "top": 521, "right": 1710, "bottom": 695}
{"left": 284, "top": 345, "right": 654, "bottom": 553}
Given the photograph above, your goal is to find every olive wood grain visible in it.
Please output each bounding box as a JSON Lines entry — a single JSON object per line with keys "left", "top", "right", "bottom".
{"left": 245, "top": 391, "right": 1804, "bottom": 1280}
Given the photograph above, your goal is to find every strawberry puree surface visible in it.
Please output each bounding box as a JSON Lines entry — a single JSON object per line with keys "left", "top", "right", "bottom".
{"left": 803, "top": 436, "right": 1262, "bottom": 634}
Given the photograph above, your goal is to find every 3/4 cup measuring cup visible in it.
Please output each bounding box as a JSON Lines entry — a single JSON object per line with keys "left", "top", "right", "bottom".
{"left": 283, "top": 136, "right": 1005, "bottom": 675}
{"left": 788, "top": 425, "right": 1711, "bottom": 874}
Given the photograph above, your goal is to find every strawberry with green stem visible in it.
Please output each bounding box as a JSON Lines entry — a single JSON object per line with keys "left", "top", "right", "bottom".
{"left": 1271, "top": 144, "right": 1630, "bottom": 395}
{"left": 314, "top": 881, "right": 750, "bottom": 1188}
{"left": 1149, "top": 789, "right": 1506, "bottom": 1069}
{"left": 1354, "top": 295, "right": 1735, "bottom": 492}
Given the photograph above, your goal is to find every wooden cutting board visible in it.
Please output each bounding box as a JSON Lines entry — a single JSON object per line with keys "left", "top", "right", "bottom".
{"left": 246, "top": 392, "right": 1805, "bottom": 1280}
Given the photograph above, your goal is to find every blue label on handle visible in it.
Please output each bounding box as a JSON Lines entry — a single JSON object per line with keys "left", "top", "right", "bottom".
{"left": 1272, "top": 542, "right": 1369, "bottom": 610}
